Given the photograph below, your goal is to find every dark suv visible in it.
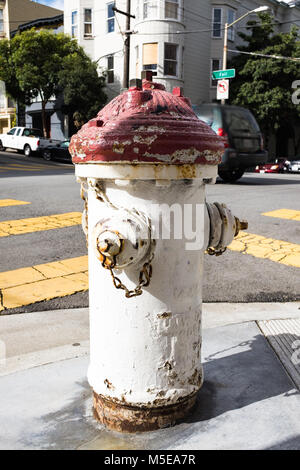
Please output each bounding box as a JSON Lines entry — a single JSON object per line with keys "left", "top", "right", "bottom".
{"left": 193, "top": 104, "right": 268, "bottom": 182}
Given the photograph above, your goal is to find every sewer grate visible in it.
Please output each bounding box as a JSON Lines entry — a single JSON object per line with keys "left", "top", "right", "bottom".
{"left": 258, "top": 319, "right": 300, "bottom": 390}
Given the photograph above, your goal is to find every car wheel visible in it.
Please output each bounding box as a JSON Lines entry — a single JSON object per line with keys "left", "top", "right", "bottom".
{"left": 24, "top": 145, "right": 32, "bottom": 157}
{"left": 43, "top": 150, "right": 52, "bottom": 161}
{"left": 218, "top": 168, "right": 245, "bottom": 183}
{"left": 0, "top": 140, "right": 6, "bottom": 151}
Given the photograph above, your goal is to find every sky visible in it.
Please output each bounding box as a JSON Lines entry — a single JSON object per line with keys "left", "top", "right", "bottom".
{"left": 34, "top": 0, "right": 64, "bottom": 11}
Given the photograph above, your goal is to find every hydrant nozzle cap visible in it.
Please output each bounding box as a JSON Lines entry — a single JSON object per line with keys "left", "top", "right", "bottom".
{"left": 97, "top": 231, "right": 122, "bottom": 257}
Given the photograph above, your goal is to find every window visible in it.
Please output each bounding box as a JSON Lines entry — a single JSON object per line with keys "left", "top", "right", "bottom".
{"left": 107, "top": 3, "right": 115, "bottom": 33}
{"left": 135, "top": 45, "right": 139, "bottom": 77}
{"left": 165, "top": 0, "right": 179, "bottom": 20}
{"left": 211, "top": 58, "right": 221, "bottom": 87}
{"left": 212, "top": 8, "right": 222, "bottom": 38}
{"left": 227, "top": 9, "right": 236, "bottom": 41}
{"left": 22, "top": 129, "right": 43, "bottom": 137}
{"left": 143, "top": 1, "right": 158, "bottom": 20}
{"left": 164, "top": 44, "right": 178, "bottom": 76}
{"left": 0, "top": 9, "right": 3, "bottom": 33}
{"left": 84, "top": 9, "right": 92, "bottom": 38}
{"left": 16, "top": 128, "right": 22, "bottom": 136}
{"left": 143, "top": 43, "right": 158, "bottom": 76}
{"left": 107, "top": 55, "right": 114, "bottom": 83}
{"left": 71, "top": 11, "right": 78, "bottom": 38}
{"left": 7, "top": 128, "right": 16, "bottom": 135}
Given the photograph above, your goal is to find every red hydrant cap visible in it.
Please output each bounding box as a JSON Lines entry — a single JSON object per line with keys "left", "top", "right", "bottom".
{"left": 70, "top": 80, "right": 224, "bottom": 165}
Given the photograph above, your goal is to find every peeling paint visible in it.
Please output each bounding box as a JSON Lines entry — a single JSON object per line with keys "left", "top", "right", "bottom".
{"left": 157, "top": 311, "right": 172, "bottom": 319}
{"left": 133, "top": 134, "right": 158, "bottom": 145}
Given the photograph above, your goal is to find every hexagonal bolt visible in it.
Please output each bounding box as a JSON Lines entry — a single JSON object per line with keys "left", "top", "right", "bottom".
{"left": 97, "top": 231, "right": 122, "bottom": 257}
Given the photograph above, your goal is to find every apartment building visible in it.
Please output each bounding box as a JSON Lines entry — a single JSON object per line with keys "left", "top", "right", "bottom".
{"left": 0, "top": 0, "right": 62, "bottom": 134}
{"left": 64, "top": 0, "right": 300, "bottom": 104}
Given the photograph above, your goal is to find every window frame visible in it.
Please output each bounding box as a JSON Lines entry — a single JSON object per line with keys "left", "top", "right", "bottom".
{"left": 107, "top": 2, "right": 115, "bottom": 33}
{"left": 164, "top": 0, "right": 180, "bottom": 21}
{"left": 83, "top": 8, "right": 93, "bottom": 38}
{"left": 0, "top": 9, "right": 4, "bottom": 34}
{"left": 212, "top": 7, "right": 223, "bottom": 38}
{"left": 143, "top": 0, "right": 159, "bottom": 20}
{"left": 227, "top": 9, "right": 236, "bottom": 41}
{"left": 142, "top": 42, "right": 158, "bottom": 77}
{"left": 164, "top": 43, "right": 178, "bottom": 77}
{"left": 107, "top": 55, "right": 114, "bottom": 84}
{"left": 71, "top": 10, "right": 78, "bottom": 38}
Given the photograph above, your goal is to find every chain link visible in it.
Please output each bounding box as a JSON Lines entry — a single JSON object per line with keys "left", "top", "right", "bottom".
{"left": 108, "top": 253, "right": 154, "bottom": 298}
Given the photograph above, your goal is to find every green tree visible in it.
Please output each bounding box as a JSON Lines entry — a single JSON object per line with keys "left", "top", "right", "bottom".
{"left": 59, "top": 53, "right": 107, "bottom": 128}
{"left": 0, "top": 29, "right": 107, "bottom": 137}
{"left": 229, "top": 13, "right": 300, "bottom": 153}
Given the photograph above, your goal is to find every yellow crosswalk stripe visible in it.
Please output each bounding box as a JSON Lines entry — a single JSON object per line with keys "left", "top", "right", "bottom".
{"left": 229, "top": 232, "right": 300, "bottom": 268}
{"left": 0, "top": 212, "right": 82, "bottom": 237}
{"left": 0, "top": 256, "right": 88, "bottom": 311}
{"left": 262, "top": 209, "right": 300, "bottom": 221}
{"left": 0, "top": 199, "right": 31, "bottom": 207}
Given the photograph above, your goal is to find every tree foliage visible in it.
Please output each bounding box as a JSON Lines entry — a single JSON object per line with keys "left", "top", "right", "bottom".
{"left": 229, "top": 13, "right": 300, "bottom": 147}
{"left": 0, "top": 29, "right": 107, "bottom": 136}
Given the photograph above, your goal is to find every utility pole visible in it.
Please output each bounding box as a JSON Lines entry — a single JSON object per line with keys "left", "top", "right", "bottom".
{"left": 123, "top": 0, "right": 131, "bottom": 89}
{"left": 113, "top": 2, "right": 135, "bottom": 90}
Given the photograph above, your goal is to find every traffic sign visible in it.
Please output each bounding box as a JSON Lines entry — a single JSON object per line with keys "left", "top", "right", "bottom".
{"left": 217, "top": 79, "right": 229, "bottom": 100}
{"left": 212, "top": 69, "right": 235, "bottom": 80}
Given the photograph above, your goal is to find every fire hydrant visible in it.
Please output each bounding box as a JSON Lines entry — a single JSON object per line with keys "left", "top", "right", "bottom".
{"left": 69, "top": 78, "right": 247, "bottom": 433}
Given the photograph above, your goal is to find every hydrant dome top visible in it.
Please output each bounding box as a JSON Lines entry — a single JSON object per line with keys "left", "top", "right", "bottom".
{"left": 70, "top": 80, "right": 224, "bottom": 165}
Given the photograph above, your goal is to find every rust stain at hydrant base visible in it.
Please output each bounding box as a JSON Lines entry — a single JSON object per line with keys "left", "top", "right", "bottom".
{"left": 93, "top": 392, "right": 198, "bottom": 433}
{"left": 71, "top": 76, "right": 248, "bottom": 433}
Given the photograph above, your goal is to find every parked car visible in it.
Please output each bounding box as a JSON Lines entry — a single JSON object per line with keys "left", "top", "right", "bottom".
{"left": 255, "top": 158, "right": 289, "bottom": 174}
{"left": 287, "top": 159, "right": 300, "bottom": 173}
{"left": 193, "top": 104, "right": 268, "bottom": 182}
{"left": 0, "top": 127, "right": 58, "bottom": 156}
{"left": 42, "top": 140, "right": 71, "bottom": 162}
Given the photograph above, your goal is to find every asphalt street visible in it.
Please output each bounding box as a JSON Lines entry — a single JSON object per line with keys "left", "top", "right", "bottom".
{"left": 0, "top": 150, "right": 299, "bottom": 313}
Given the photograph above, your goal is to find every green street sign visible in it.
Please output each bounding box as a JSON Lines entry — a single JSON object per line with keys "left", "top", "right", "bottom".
{"left": 212, "top": 69, "right": 236, "bottom": 80}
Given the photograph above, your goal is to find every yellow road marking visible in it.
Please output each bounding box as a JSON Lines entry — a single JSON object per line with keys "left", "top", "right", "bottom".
{"left": 0, "top": 166, "right": 41, "bottom": 172}
{"left": 0, "top": 212, "right": 82, "bottom": 237}
{"left": 7, "top": 163, "right": 59, "bottom": 169}
{"left": 262, "top": 209, "right": 300, "bottom": 221}
{"left": 0, "top": 199, "right": 31, "bottom": 207}
{"left": 0, "top": 256, "right": 88, "bottom": 311}
{"left": 229, "top": 232, "right": 300, "bottom": 268}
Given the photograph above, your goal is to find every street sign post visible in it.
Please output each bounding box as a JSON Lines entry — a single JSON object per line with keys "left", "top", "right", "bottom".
{"left": 217, "top": 79, "right": 229, "bottom": 101}
{"left": 212, "top": 69, "right": 235, "bottom": 80}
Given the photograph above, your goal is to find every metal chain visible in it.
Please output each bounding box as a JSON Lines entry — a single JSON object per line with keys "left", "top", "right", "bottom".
{"left": 80, "top": 179, "right": 154, "bottom": 298}
{"left": 80, "top": 182, "right": 89, "bottom": 247}
{"left": 107, "top": 253, "right": 154, "bottom": 298}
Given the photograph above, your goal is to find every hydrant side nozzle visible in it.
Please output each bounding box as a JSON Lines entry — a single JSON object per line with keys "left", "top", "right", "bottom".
{"left": 234, "top": 217, "right": 248, "bottom": 237}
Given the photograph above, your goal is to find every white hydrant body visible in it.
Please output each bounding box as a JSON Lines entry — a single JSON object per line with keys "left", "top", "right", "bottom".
{"left": 70, "top": 79, "right": 247, "bottom": 432}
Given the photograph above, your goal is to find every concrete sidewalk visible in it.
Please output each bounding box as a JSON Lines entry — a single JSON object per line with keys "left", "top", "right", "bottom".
{"left": 0, "top": 303, "right": 299, "bottom": 450}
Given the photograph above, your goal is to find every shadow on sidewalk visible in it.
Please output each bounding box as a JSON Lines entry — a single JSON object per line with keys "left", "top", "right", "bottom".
{"left": 29, "top": 329, "right": 299, "bottom": 450}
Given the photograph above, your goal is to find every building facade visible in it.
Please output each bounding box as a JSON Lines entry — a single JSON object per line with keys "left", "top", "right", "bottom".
{"left": 0, "top": 0, "right": 62, "bottom": 134}
{"left": 64, "top": 0, "right": 300, "bottom": 156}
{"left": 64, "top": 0, "right": 300, "bottom": 101}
